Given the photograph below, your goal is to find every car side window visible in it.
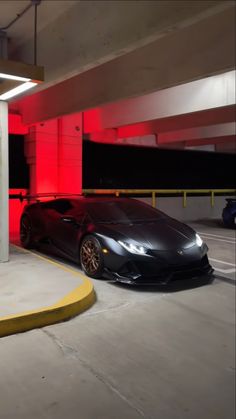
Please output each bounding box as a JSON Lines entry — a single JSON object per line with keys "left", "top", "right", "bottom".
{"left": 43, "top": 199, "right": 73, "bottom": 214}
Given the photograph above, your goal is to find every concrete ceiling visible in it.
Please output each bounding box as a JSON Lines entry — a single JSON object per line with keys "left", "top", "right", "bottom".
{"left": 3, "top": 0, "right": 235, "bottom": 153}
{"left": 0, "top": 1, "right": 77, "bottom": 53}
{"left": 1, "top": 0, "right": 234, "bottom": 88}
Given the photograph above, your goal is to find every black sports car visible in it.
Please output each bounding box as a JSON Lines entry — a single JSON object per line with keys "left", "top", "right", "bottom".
{"left": 222, "top": 198, "right": 236, "bottom": 229}
{"left": 20, "top": 197, "right": 213, "bottom": 285}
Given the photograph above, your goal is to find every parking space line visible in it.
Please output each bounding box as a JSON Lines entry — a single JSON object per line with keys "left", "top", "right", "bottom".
{"left": 209, "top": 258, "right": 236, "bottom": 266}
{"left": 200, "top": 235, "right": 235, "bottom": 244}
{"left": 214, "top": 267, "right": 236, "bottom": 274}
{"left": 197, "top": 231, "right": 236, "bottom": 240}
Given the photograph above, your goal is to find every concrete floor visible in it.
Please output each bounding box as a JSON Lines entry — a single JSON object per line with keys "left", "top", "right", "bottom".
{"left": 0, "top": 220, "right": 235, "bottom": 419}
{"left": 190, "top": 219, "right": 236, "bottom": 283}
{"left": 0, "top": 245, "right": 83, "bottom": 316}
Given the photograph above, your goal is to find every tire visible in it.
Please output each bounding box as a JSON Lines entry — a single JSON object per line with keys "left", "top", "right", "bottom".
{"left": 20, "top": 215, "right": 35, "bottom": 249}
{"left": 223, "top": 216, "right": 235, "bottom": 229}
{"left": 80, "top": 235, "right": 104, "bottom": 278}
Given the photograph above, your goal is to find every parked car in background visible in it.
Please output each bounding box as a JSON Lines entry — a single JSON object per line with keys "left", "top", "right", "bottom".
{"left": 222, "top": 198, "right": 236, "bottom": 228}
{"left": 20, "top": 197, "right": 213, "bottom": 285}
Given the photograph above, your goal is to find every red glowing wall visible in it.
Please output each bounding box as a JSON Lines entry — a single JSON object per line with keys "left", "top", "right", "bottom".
{"left": 8, "top": 114, "right": 28, "bottom": 135}
{"left": 9, "top": 112, "right": 83, "bottom": 236}
{"left": 9, "top": 189, "right": 27, "bottom": 240}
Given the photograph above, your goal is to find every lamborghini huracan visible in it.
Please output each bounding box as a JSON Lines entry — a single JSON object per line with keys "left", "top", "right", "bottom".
{"left": 20, "top": 197, "right": 213, "bottom": 284}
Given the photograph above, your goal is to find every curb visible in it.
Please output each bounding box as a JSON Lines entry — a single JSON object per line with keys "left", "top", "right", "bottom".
{"left": 0, "top": 246, "right": 96, "bottom": 338}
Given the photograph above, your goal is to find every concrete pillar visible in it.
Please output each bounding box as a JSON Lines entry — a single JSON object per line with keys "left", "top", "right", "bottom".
{"left": 25, "top": 120, "right": 58, "bottom": 195}
{"left": 0, "top": 101, "right": 9, "bottom": 262}
{"left": 58, "top": 113, "right": 82, "bottom": 194}
{"left": 24, "top": 114, "right": 83, "bottom": 196}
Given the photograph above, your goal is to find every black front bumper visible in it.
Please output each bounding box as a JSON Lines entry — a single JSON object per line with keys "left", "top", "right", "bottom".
{"left": 104, "top": 254, "right": 214, "bottom": 285}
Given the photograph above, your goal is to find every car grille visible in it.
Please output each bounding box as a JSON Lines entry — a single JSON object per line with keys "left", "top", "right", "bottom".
{"left": 120, "top": 255, "right": 212, "bottom": 284}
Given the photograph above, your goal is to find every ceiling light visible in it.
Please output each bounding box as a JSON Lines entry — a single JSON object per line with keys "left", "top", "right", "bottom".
{"left": 0, "top": 58, "right": 44, "bottom": 101}
{"left": 0, "top": 73, "right": 31, "bottom": 82}
{"left": 0, "top": 82, "right": 37, "bottom": 100}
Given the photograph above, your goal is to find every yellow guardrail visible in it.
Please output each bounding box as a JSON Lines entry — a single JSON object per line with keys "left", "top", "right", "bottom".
{"left": 82, "top": 189, "right": 236, "bottom": 208}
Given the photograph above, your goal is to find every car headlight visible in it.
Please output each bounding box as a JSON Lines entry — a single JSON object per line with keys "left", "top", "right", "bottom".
{"left": 196, "top": 233, "right": 203, "bottom": 247}
{"left": 118, "top": 240, "right": 148, "bottom": 255}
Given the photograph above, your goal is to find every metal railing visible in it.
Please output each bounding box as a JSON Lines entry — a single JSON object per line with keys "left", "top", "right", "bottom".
{"left": 9, "top": 189, "right": 236, "bottom": 208}
{"left": 82, "top": 189, "right": 236, "bottom": 208}
{"left": 8, "top": 192, "right": 81, "bottom": 203}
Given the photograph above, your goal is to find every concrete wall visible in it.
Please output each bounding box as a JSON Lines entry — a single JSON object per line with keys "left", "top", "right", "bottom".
{"left": 139, "top": 196, "right": 231, "bottom": 222}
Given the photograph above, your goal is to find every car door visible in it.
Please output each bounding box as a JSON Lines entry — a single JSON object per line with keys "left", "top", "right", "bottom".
{"left": 43, "top": 199, "right": 84, "bottom": 259}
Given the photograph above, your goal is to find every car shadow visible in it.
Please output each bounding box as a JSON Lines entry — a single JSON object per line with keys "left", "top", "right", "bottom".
{"left": 20, "top": 246, "right": 215, "bottom": 293}
{"left": 110, "top": 275, "right": 215, "bottom": 293}
{"left": 189, "top": 218, "right": 223, "bottom": 228}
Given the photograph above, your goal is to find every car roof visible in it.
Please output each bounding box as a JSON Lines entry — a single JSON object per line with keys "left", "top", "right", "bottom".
{"left": 59, "top": 196, "right": 134, "bottom": 204}
{"left": 36, "top": 196, "right": 136, "bottom": 205}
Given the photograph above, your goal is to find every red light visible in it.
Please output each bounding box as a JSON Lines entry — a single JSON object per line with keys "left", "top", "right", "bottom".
{"left": 8, "top": 114, "right": 28, "bottom": 135}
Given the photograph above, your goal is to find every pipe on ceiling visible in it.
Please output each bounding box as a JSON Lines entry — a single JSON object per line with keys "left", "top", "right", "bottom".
{"left": 0, "top": 0, "right": 41, "bottom": 64}
{"left": 0, "top": 2, "right": 33, "bottom": 31}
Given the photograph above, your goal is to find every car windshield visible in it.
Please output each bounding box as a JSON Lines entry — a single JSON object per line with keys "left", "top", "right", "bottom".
{"left": 85, "top": 200, "right": 166, "bottom": 224}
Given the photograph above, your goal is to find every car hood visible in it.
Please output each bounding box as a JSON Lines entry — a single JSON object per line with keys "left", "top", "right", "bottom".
{"left": 96, "top": 218, "right": 196, "bottom": 250}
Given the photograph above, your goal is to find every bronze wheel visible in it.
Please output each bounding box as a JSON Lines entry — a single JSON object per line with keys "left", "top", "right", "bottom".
{"left": 80, "top": 235, "right": 104, "bottom": 278}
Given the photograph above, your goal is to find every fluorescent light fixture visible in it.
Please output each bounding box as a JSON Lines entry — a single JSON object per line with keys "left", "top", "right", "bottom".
{"left": 0, "top": 72, "right": 31, "bottom": 82}
{"left": 0, "top": 81, "right": 37, "bottom": 100}
{"left": 0, "top": 59, "right": 44, "bottom": 101}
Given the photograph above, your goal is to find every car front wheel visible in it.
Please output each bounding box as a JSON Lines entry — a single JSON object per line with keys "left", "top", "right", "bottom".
{"left": 20, "top": 215, "right": 35, "bottom": 249}
{"left": 80, "top": 235, "right": 104, "bottom": 278}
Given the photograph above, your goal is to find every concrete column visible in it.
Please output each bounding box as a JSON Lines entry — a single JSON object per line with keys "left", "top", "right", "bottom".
{"left": 58, "top": 113, "right": 82, "bottom": 194}
{"left": 24, "top": 115, "right": 82, "bottom": 197}
{"left": 25, "top": 120, "right": 59, "bottom": 195}
{"left": 0, "top": 101, "right": 9, "bottom": 262}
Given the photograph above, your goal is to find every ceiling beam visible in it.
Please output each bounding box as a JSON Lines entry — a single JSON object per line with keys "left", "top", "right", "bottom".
{"left": 158, "top": 122, "right": 235, "bottom": 144}
{"left": 13, "top": 7, "right": 235, "bottom": 125}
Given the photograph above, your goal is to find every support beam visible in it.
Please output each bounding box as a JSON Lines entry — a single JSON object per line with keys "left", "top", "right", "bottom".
{"left": 15, "top": 7, "right": 235, "bottom": 125}
{"left": 116, "top": 106, "right": 235, "bottom": 138}
{"left": 0, "top": 101, "right": 9, "bottom": 262}
{"left": 13, "top": 1, "right": 232, "bottom": 89}
{"left": 84, "top": 71, "right": 235, "bottom": 131}
{"left": 158, "top": 123, "right": 236, "bottom": 145}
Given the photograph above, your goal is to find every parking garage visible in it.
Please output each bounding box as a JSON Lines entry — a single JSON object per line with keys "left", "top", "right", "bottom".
{"left": 0, "top": 1, "right": 235, "bottom": 419}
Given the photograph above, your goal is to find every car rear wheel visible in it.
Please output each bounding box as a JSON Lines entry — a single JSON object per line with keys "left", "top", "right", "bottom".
{"left": 20, "top": 215, "right": 35, "bottom": 249}
{"left": 80, "top": 235, "right": 104, "bottom": 278}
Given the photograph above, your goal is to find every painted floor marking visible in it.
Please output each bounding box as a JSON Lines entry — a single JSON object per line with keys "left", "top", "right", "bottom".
{"left": 209, "top": 258, "right": 236, "bottom": 266}
{"left": 198, "top": 231, "right": 236, "bottom": 241}
{"left": 199, "top": 235, "right": 235, "bottom": 244}
{"left": 214, "top": 267, "right": 236, "bottom": 274}
{"left": 215, "top": 275, "right": 236, "bottom": 285}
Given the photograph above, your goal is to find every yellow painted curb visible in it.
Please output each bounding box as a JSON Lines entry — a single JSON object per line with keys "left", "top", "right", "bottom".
{"left": 0, "top": 246, "right": 96, "bottom": 338}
